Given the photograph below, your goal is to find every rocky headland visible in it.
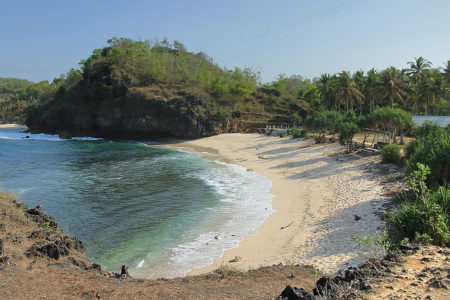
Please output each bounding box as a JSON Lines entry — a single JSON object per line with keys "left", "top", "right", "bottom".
{"left": 1, "top": 191, "right": 448, "bottom": 299}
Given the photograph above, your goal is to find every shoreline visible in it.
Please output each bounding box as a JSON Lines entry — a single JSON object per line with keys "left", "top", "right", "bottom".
{"left": 160, "top": 133, "right": 396, "bottom": 276}
{"left": 0, "top": 123, "right": 27, "bottom": 129}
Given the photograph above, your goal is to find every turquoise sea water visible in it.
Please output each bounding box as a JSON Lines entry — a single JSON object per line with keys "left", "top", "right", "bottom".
{"left": 0, "top": 128, "right": 273, "bottom": 278}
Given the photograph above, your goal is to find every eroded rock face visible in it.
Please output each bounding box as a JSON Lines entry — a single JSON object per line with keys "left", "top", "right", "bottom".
{"left": 26, "top": 91, "right": 229, "bottom": 139}
{"left": 26, "top": 240, "right": 69, "bottom": 260}
{"left": 25, "top": 205, "right": 59, "bottom": 230}
{"left": 26, "top": 231, "right": 86, "bottom": 260}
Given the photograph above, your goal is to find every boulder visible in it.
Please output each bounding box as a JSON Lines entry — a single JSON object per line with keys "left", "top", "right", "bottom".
{"left": 278, "top": 286, "right": 314, "bottom": 300}
{"left": 25, "top": 205, "right": 59, "bottom": 229}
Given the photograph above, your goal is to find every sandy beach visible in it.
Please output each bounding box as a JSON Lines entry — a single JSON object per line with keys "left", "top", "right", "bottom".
{"left": 0, "top": 123, "right": 27, "bottom": 129}
{"left": 162, "top": 133, "right": 398, "bottom": 276}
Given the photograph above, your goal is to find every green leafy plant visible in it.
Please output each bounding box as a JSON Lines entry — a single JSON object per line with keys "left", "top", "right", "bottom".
{"left": 42, "top": 221, "right": 51, "bottom": 228}
{"left": 310, "top": 264, "right": 321, "bottom": 284}
{"left": 291, "top": 127, "right": 300, "bottom": 138}
{"left": 408, "top": 162, "right": 431, "bottom": 206}
{"left": 338, "top": 121, "right": 359, "bottom": 145}
{"left": 300, "top": 129, "right": 308, "bottom": 138}
{"left": 352, "top": 231, "right": 391, "bottom": 259}
{"left": 382, "top": 144, "right": 402, "bottom": 165}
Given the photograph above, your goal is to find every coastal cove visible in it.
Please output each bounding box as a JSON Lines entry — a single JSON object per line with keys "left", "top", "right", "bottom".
{"left": 0, "top": 127, "right": 274, "bottom": 279}
{"left": 161, "top": 133, "right": 398, "bottom": 276}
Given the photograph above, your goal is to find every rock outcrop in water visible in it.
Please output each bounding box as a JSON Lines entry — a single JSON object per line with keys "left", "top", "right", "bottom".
{"left": 25, "top": 38, "right": 309, "bottom": 139}
{"left": 26, "top": 89, "right": 229, "bottom": 139}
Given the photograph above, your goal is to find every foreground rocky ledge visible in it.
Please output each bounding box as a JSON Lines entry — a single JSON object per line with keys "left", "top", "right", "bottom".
{"left": 0, "top": 192, "right": 448, "bottom": 299}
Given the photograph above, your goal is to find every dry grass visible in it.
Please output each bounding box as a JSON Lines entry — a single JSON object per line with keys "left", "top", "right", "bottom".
{"left": 0, "top": 192, "right": 314, "bottom": 299}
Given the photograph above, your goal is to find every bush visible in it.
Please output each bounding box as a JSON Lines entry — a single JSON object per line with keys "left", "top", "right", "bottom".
{"left": 386, "top": 200, "right": 449, "bottom": 246}
{"left": 405, "top": 122, "right": 450, "bottom": 186}
{"left": 386, "top": 163, "right": 450, "bottom": 246}
{"left": 430, "top": 186, "right": 450, "bottom": 223}
{"left": 291, "top": 127, "right": 300, "bottom": 138}
{"left": 279, "top": 132, "right": 286, "bottom": 138}
{"left": 382, "top": 144, "right": 402, "bottom": 165}
{"left": 338, "top": 121, "right": 359, "bottom": 145}
{"left": 300, "top": 129, "right": 307, "bottom": 138}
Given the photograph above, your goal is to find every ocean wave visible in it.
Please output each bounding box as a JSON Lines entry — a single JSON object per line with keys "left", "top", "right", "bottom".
{"left": 134, "top": 151, "right": 274, "bottom": 278}
{"left": 0, "top": 128, "right": 102, "bottom": 141}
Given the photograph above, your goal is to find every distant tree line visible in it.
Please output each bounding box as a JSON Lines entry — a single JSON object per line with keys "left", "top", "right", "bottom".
{"left": 1, "top": 37, "right": 449, "bottom": 124}
{"left": 265, "top": 57, "right": 449, "bottom": 117}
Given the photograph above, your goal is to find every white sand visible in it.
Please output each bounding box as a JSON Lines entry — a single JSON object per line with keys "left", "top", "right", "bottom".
{"left": 0, "top": 123, "right": 27, "bottom": 129}
{"left": 162, "top": 133, "right": 392, "bottom": 275}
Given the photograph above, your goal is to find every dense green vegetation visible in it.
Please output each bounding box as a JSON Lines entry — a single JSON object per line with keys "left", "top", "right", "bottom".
{"left": 385, "top": 122, "right": 449, "bottom": 247}
{"left": 23, "top": 38, "right": 316, "bottom": 136}
{"left": 4, "top": 38, "right": 447, "bottom": 130}
{"left": 0, "top": 77, "right": 34, "bottom": 122}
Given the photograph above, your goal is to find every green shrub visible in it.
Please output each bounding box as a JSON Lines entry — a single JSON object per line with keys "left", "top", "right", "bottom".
{"left": 386, "top": 201, "right": 449, "bottom": 246}
{"left": 386, "top": 163, "right": 450, "bottom": 246}
{"left": 430, "top": 187, "right": 450, "bottom": 223}
{"left": 279, "top": 132, "right": 286, "bottom": 138}
{"left": 405, "top": 122, "right": 450, "bottom": 186}
{"left": 382, "top": 144, "right": 402, "bottom": 165}
{"left": 42, "top": 221, "right": 51, "bottom": 228}
{"left": 291, "top": 127, "right": 300, "bottom": 138}
{"left": 404, "top": 140, "right": 418, "bottom": 159}
{"left": 300, "top": 129, "right": 308, "bottom": 138}
{"left": 338, "top": 121, "right": 359, "bottom": 145}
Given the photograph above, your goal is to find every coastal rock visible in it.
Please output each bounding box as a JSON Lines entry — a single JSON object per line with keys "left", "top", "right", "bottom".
{"left": 68, "top": 256, "right": 88, "bottom": 269}
{"left": 118, "top": 265, "right": 131, "bottom": 279}
{"left": 0, "top": 223, "right": 5, "bottom": 233}
{"left": 26, "top": 240, "right": 69, "bottom": 260}
{"left": 277, "top": 285, "right": 314, "bottom": 300}
{"left": 27, "top": 91, "right": 229, "bottom": 139}
{"left": 67, "top": 256, "right": 100, "bottom": 272}
{"left": 62, "top": 235, "right": 86, "bottom": 253}
{"left": 28, "top": 229, "right": 56, "bottom": 240}
{"left": 0, "top": 239, "right": 3, "bottom": 255}
{"left": 399, "top": 243, "right": 420, "bottom": 253}
{"left": 0, "top": 256, "right": 13, "bottom": 269}
{"left": 6, "top": 233, "right": 23, "bottom": 244}
{"left": 25, "top": 205, "right": 59, "bottom": 230}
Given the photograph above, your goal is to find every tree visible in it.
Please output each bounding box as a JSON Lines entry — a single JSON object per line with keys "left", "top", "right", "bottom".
{"left": 364, "top": 68, "right": 379, "bottom": 114}
{"left": 407, "top": 57, "right": 431, "bottom": 114}
{"left": 336, "top": 71, "right": 364, "bottom": 112}
{"left": 443, "top": 61, "right": 450, "bottom": 115}
{"left": 353, "top": 70, "right": 366, "bottom": 115}
{"left": 421, "top": 69, "right": 448, "bottom": 115}
{"left": 378, "top": 67, "right": 409, "bottom": 109}
{"left": 372, "top": 108, "right": 413, "bottom": 143}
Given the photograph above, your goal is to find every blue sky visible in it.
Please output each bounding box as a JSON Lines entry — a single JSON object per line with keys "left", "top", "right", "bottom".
{"left": 1, "top": 0, "right": 449, "bottom": 83}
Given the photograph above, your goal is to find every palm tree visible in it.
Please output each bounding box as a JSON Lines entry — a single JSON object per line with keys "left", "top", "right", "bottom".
{"left": 422, "top": 69, "right": 448, "bottom": 115}
{"left": 353, "top": 70, "right": 366, "bottom": 115}
{"left": 379, "top": 67, "right": 409, "bottom": 109}
{"left": 407, "top": 57, "right": 431, "bottom": 114}
{"left": 317, "top": 73, "right": 332, "bottom": 109}
{"left": 365, "top": 68, "right": 379, "bottom": 114}
{"left": 443, "top": 61, "right": 450, "bottom": 116}
{"left": 336, "top": 71, "right": 364, "bottom": 112}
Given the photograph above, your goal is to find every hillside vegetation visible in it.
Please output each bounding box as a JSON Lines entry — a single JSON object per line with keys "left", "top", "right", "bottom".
{"left": 25, "top": 38, "right": 309, "bottom": 138}
{"left": 1, "top": 37, "right": 447, "bottom": 137}
{"left": 0, "top": 78, "right": 34, "bottom": 123}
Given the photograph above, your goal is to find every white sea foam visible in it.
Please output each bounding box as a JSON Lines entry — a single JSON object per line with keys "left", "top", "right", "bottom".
{"left": 134, "top": 150, "right": 274, "bottom": 278}
{"left": 0, "top": 128, "right": 102, "bottom": 141}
